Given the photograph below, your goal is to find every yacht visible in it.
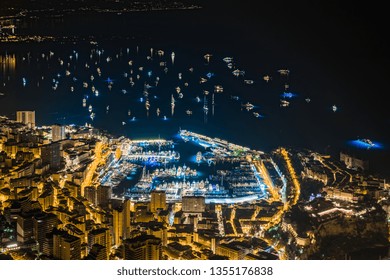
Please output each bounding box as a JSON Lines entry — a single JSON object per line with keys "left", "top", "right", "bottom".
{"left": 196, "top": 96, "right": 201, "bottom": 102}
{"left": 204, "top": 54, "right": 212, "bottom": 62}
{"left": 145, "top": 100, "right": 150, "bottom": 110}
{"left": 263, "top": 75, "right": 271, "bottom": 82}
{"left": 244, "top": 80, "right": 254, "bottom": 85}
{"left": 186, "top": 110, "right": 193, "bottom": 115}
{"left": 277, "top": 69, "right": 290, "bottom": 76}
{"left": 280, "top": 100, "right": 290, "bottom": 107}
{"left": 223, "top": 57, "right": 233, "bottom": 63}
{"left": 361, "top": 138, "right": 375, "bottom": 147}
{"left": 156, "top": 108, "right": 160, "bottom": 116}
{"left": 196, "top": 151, "right": 202, "bottom": 164}
{"left": 305, "top": 98, "right": 311, "bottom": 103}
{"left": 171, "top": 95, "right": 175, "bottom": 106}
{"left": 88, "top": 105, "right": 93, "bottom": 112}
{"left": 242, "top": 102, "right": 254, "bottom": 111}
{"left": 128, "top": 110, "right": 131, "bottom": 116}
{"left": 231, "top": 95, "right": 239, "bottom": 100}
{"left": 203, "top": 96, "right": 209, "bottom": 113}
{"left": 332, "top": 105, "right": 337, "bottom": 112}
{"left": 232, "top": 69, "right": 245, "bottom": 77}
{"left": 171, "top": 52, "right": 175, "bottom": 64}
{"left": 214, "top": 85, "right": 223, "bottom": 93}
{"left": 82, "top": 98, "right": 86, "bottom": 107}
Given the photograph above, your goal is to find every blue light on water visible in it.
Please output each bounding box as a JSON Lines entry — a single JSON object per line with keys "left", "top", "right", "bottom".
{"left": 189, "top": 155, "right": 198, "bottom": 164}
{"left": 173, "top": 133, "right": 182, "bottom": 140}
{"left": 280, "top": 92, "right": 296, "bottom": 99}
{"left": 348, "top": 139, "right": 384, "bottom": 150}
{"left": 105, "top": 77, "right": 113, "bottom": 83}
{"left": 206, "top": 72, "right": 215, "bottom": 79}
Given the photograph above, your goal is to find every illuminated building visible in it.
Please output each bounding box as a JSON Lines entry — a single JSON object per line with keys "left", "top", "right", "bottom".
{"left": 53, "top": 229, "right": 81, "bottom": 260}
{"left": 215, "top": 241, "right": 252, "bottom": 260}
{"left": 84, "top": 186, "right": 97, "bottom": 205}
{"left": 40, "top": 142, "right": 61, "bottom": 171}
{"left": 96, "top": 185, "right": 111, "bottom": 209}
{"left": 150, "top": 190, "right": 166, "bottom": 213}
{"left": 146, "top": 222, "right": 167, "bottom": 246}
{"left": 16, "top": 111, "right": 35, "bottom": 129}
{"left": 16, "top": 212, "right": 34, "bottom": 243}
{"left": 52, "top": 124, "right": 66, "bottom": 142}
{"left": 33, "top": 212, "right": 58, "bottom": 252}
{"left": 112, "top": 200, "right": 131, "bottom": 247}
{"left": 340, "top": 152, "right": 369, "bottom": 171}
{"left": 123, "top": 234, "right": 162, "bottom": 260}
{"left": 38, "top": 190, "right": 54, "bottom": 211}
{"left": 182, "top": 196, "right": 205, "bottom": 213}
{"left": 113, "top": 207, "right": 123, "bottom": 247}
{"left": 42, "top": 232, "right": 54, "bottom": 256}
{"left": 86, "top": 244, "right": 107, "bottom": 260}
{"left": 88, "top": 228, "right": 110, "bottom": 260}
{"left": 123, "top": 199, "right": 131, "bottom": 239}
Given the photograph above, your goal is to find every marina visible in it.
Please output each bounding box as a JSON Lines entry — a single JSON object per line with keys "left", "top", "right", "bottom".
{"left": 94, "top": 131, "right": 284, "bottom": 204}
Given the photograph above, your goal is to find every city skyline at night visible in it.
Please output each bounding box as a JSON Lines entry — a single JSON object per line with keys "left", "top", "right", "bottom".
{"left": 0, "top": 1, "right": 389, "bottom": 261}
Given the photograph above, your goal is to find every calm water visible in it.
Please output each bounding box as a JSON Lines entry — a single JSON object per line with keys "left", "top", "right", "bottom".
{"left": 0, "top": 5, "right": 389, "bottom": 175}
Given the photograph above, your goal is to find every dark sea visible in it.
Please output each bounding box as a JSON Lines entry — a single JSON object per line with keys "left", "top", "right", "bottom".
{"left": 0, "top": 2, "right": 389, "bottom": 175}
